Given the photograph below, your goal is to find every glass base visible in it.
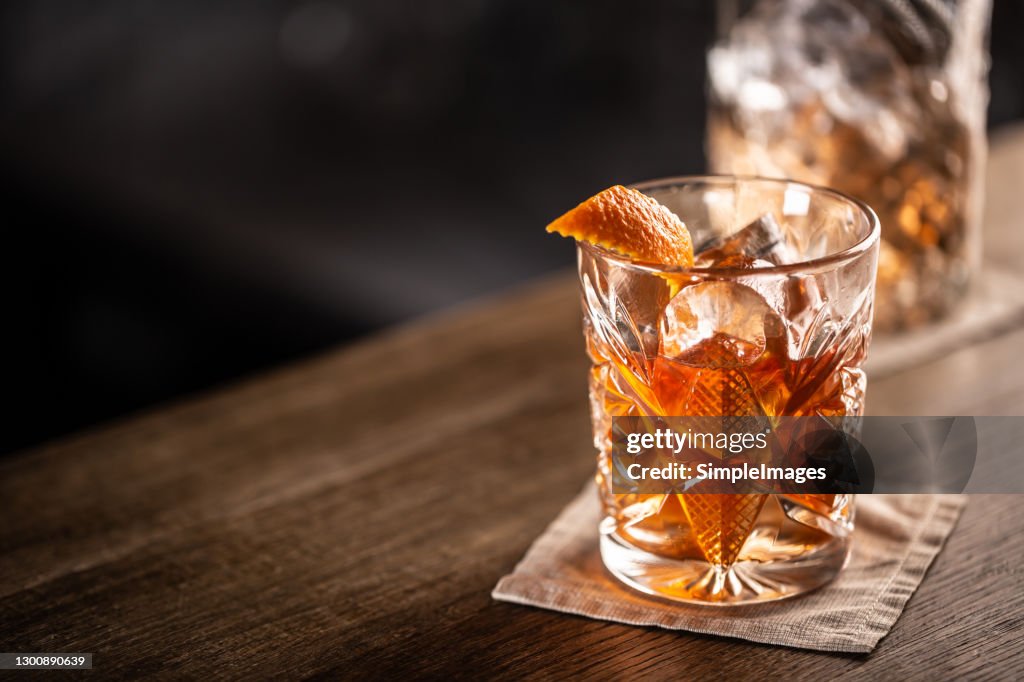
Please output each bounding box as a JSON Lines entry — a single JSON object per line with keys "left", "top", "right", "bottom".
{"left": 600, "top": 530, "right": 851, "bottom": 606}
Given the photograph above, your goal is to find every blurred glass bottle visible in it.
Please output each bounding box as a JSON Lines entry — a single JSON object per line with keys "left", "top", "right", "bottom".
{"left": 707, "top": 0, "right": 991, "bottom": 330}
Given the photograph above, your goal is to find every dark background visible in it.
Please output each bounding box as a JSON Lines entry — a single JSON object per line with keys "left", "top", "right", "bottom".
{"left": 2, "top": 1, "right": 1023, "bottom": 454}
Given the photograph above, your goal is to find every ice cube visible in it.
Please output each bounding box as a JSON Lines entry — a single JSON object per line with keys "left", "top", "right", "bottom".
{"left": 698, "top": 213, "right": 839, "bottom": 361}
{"left": 695, "top": 213, "right": 797, "bottom": 266}
{"left": 693, "top": 214, "right": 822, "bottom": 356}
{"left": 660, "top": 280, "right": 784, "bottom": 367}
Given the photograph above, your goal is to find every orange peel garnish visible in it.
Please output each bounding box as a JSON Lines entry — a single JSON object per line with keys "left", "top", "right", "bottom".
{"left": 546, "top": 185, "right": 694, "bottom": 267}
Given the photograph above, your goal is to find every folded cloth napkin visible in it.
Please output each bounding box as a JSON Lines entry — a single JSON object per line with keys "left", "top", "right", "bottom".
{"left": 493, "top": 483, "right": 965, "bottom": 653}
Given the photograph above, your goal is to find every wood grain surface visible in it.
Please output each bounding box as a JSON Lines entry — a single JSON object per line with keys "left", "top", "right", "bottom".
{"left": 2, "top": 129, "right": 1024, "bottom": 679}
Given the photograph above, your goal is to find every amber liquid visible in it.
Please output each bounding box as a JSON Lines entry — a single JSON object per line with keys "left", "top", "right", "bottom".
{"left": 590, "top": 318, "right": 863, "bottom": 569}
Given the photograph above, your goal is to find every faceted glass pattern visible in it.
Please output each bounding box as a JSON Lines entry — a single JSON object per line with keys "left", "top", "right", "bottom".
{"left": 583, "top": 177, "right": 879, "bottom": 604}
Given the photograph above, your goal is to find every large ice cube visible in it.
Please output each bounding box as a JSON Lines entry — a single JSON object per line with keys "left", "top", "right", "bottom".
{"left": 695, "top": 213, "right": 797, "bottom": 266}
{"left": 694, "top": 213, "right": 828, "bottom": 358}
{"left": 660, "top": 280, "right": 784, "bottom": 367}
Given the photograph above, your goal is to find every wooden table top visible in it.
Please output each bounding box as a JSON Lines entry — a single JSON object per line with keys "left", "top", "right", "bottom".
{"left": 3, "top": 127, "right": 1024, "bottom": 679}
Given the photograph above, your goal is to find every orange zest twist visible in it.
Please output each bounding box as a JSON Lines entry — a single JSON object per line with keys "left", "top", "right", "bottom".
{"left": 546, "top": 185, "right": 694, "bottom": 267}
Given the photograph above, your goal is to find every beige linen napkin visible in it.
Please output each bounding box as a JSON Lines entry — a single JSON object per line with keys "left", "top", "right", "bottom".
{"left": 493, "top": 483, "right": 965, "bottom": 653}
